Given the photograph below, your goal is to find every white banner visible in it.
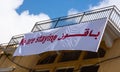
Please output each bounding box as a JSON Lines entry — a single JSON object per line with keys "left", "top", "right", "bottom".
{"left": 14, "top": 18, "right": 107, "bottom": 56}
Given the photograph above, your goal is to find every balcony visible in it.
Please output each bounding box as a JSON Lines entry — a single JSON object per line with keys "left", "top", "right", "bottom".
{"left": 0, "top": 5, "right": 120, "bottom": 54}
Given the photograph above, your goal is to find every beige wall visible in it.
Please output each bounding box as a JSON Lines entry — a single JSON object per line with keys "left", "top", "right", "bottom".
{"left": 0, "top": 39, "right": 120, "bottom": 72}
{"left": 98, "top": 38, "right": 120, "bottom": 72}
{"left": 0, "top": 54, "right": 40, "bottom": 72}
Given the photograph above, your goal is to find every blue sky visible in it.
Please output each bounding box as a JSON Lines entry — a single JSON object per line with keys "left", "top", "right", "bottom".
{"left": 16, "top": 0, "right": 100, "bottom": 18}
{"left": 0, "top": 0, "right": 120, "bottom": 43}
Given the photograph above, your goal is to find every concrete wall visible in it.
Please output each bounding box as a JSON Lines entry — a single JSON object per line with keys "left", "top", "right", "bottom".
{"left": 98, "top": 38, "right": 120, "bottom": 72}
{"left": 0, "top": 54, "right": 40, "bottom": 72}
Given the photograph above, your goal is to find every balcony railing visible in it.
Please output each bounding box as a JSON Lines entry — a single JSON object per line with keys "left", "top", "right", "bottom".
{"left": 32, "top": 5, "right": 120, "bottom": 32}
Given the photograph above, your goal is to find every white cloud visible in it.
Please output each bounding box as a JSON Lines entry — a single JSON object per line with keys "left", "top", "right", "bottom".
{"left": 0, "top": 0, "right": 50, "bottom": 43}
{"left": 67, "top": 8, "right": 80, "bottom": 23}
{"left": 68, "top": 0, "right": 120, "bottom": 15}
{"left": 89, "top": 0, "right": 120, "bottom": 10}
{"left": 68, "top": 8, "right": 79, "bottom": 15}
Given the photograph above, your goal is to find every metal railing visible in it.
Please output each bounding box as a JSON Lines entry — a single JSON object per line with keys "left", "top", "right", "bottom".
{"left": 1, "top": 5, "right": 120, "bottom": 51}
{"left": 32, "top": 5, "right": 120, "bottom": 32}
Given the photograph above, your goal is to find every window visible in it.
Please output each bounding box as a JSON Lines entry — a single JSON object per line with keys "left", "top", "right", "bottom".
{"left": 33, "top": 70, "right": 49, "bottom": 72}
{"left": 0, "top": 54, "right": 3, "bottom": 59}
{"left": 56, "top": 68, "right": 74, "bottom": 72}
{"left": 59, "top": 51, "right": 81, "bottom": 62}
{"left": 37, "top": 54, "right": 57, "bottom": 65}
{"left": 80, "top": 65, "right": 99, "bottom": 72}
{"left": 84, "top": 48, "right": 106, "bottom": 59}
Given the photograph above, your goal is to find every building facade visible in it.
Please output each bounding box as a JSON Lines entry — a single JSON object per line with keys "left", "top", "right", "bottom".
{"left": 0, "top": 5, "right": 120, "bottom": 72}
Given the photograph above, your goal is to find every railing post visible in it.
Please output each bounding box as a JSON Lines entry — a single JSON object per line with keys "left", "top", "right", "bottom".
{"left": 78, "top": 12, "right": 85, "bottom": 23}
{"left": 54, "top": 17, "right": 61, "bottom": 28}
{"left": 108, "top": 7, "right": 115, "bottom": 19}
{"left": 31, "top": 23, "right": 41, "bottom": 32}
